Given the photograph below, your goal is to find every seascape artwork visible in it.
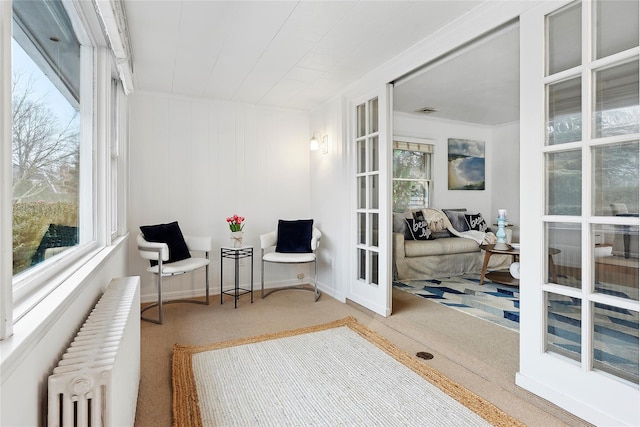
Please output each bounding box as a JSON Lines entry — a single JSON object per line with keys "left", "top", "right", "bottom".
{"left": 447, "top": 138, "right": 485, "bottom": 190}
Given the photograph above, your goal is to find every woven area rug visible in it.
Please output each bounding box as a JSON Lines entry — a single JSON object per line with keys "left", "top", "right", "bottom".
{"left": 393, "top": 274, "right": 520, "bottom": 331}
{"left": 172, "top": 316, "right": 523, "bottom": 427}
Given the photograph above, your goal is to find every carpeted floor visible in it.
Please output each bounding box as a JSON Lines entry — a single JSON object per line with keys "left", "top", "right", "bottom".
{"left": 393, "top": 274, "right": 520, "bottom": 331}
{"left": 394, "top": 274, "right": 638, "bottom": 384}
{"left": 173, "top": 317, "right": 523, "bottom": 427}
{"left": 136, "top": 287, "right": 593, "bottom": 427}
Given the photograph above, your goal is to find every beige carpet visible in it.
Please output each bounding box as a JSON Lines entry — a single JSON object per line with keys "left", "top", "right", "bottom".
{"left": 136, "top": 288, "right": 592, "bottom": 427}
{"left": 173, "top": 316, "right": 524, "bottom": 427}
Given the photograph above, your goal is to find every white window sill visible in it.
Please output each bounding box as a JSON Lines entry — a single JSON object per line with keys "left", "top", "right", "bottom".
{"left": 0, "top": 235, "right": 128, "bottom": 383}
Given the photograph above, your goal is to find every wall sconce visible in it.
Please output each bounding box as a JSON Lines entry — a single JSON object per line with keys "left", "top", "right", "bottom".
{"left": 310, "top": 132, "right": 321, "bottom": 151}
{"left": 320, "top": 135, "right": 328, "bottom": 154}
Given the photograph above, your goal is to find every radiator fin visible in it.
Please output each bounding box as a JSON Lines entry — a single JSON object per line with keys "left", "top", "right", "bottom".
{"left": 48, "top": 276, "right": 140, "bottom": 427}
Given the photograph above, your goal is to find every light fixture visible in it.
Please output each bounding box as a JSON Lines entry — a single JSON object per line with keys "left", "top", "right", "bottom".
{"left": 310, "top": 131, "right": 321, "bottom": 151}
{"left": 320, "top": 134, "right": 329, "bottom": 154}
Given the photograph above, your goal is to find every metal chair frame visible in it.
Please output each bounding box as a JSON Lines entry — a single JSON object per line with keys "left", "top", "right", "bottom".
{"left": 138, "top": 234, "right": 210, "bottom": 324}
{"left": 260, "top": 227, "right": 321, "bottom": 301}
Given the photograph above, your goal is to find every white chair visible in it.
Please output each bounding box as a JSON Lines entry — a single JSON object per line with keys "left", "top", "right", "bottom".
{"left": 137, "top": 233, "right": 211, "bottom": 324}
{"left": 260, "top": 226, "right": 321, "bottom": 301}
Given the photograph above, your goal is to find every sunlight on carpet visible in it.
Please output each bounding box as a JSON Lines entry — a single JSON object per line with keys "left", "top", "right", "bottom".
{"left": 172, "top": 317, "right": 524, "bottom": 427}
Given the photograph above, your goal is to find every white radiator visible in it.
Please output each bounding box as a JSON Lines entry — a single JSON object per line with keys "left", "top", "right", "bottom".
{"left": 48, "top": 277, "right": 140, "bottom": 427}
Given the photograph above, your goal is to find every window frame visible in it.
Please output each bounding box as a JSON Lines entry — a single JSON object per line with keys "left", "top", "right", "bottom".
{"left": 1, "top": 0, "right": 128, "bottom": 335}
{"left": 392, "top": 137, "right": 434, "bottom": 212}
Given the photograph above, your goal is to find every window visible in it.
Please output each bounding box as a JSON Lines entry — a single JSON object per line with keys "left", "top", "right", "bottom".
{"left": 11, "top": 0, "right": 89, "bottom": 278}
{"left": 392, "top": 140, "right": 433, "bottom": 213}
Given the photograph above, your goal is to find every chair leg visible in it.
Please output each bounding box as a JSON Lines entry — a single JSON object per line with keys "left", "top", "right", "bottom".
{"left": 205, "top": 262, "right": 210, "bottom": 305}
{"left": 141, "top": 272, "right": 163, "bottom": 325}
{"left": 261, "top": 256, "right": 265, "bottom": 299}
{"left": 313, "top": 259, "right": 320, "bottom": 302}
{"left": 261, "top": 259, "right": 320, "bottom": 302}
{"left": 141, "top": 263, "right": 210, "bottom": 325}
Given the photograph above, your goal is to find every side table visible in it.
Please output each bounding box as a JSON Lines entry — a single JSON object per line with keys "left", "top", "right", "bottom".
{"left": 479, "top": 244, "right": 519, "bottom": 286}
{"left": 220, "top": 246, "right": 254, "bottom": 308}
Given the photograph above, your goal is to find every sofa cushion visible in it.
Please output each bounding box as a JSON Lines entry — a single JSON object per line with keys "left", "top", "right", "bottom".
{"left": 393, "top": 212, "right": 412, "bottom": 234}
{"left": 416, "top": 208, "right": 449, "bottom": 232}
{"left": 443, "top": 209, "right": 469, "bottom": 232}
{"left": 403, "top": 218, "right": 431, "bottom": 240}
{"left": 404, "top": 237, "right": 480, "bottom": 257}
{"left": 465, "top": 213, "right": 489, "bottom": 232}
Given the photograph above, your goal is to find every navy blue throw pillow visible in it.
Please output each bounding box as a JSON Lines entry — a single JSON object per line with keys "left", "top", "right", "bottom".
{"left": 140, "top": 221, "right": 191, "bottom": 266}
{"left": 276, "top": 219, "right": 314, "bottom": 253}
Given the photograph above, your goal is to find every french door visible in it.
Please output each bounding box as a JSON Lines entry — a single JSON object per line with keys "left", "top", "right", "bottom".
{"left": 518, "top": 1, "right": 639, "bottom": 425}
{"left": 347, "top": 85, "right": 392, "bottom": 317}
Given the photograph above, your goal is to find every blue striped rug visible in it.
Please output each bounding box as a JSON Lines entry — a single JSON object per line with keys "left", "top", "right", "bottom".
{"left": 393, "top": 275, "right": 639, "bottom": 384}
{"left": 393, "top": 274, "right": 520, "bottom": 331}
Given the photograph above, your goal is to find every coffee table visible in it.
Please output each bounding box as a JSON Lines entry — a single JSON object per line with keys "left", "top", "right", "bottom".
{"left": 479, "top": 244, "right": 519, "bottom": 286}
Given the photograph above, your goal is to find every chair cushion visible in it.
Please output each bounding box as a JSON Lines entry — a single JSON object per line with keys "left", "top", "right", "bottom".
{"left": 276, "top": 219, "right": 313, "bottom": 253}
{"left": 140, "top": 221, "right": 191, "bottom": 265}
{"left": 263, "top": 252, "right": 316, "bottom": 263}
{"left": 147, "top": 257, "right": 209, "bottom": 274}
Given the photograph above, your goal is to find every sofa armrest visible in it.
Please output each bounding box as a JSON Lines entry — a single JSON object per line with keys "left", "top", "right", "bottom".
{"left": 393, "top": 232, "right": 406, "bottom": 260}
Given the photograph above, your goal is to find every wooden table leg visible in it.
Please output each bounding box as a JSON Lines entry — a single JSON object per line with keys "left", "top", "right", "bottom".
{"left": 479, "top": 250, "right": 492, "bottom": 286}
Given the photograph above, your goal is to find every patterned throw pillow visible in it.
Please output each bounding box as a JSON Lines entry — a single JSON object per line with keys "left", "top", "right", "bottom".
{"left": 464, "top": 213, "right": 489, "bottom": 232}
{"left": 403, "top": 218, "right": 431, "bottom": 240}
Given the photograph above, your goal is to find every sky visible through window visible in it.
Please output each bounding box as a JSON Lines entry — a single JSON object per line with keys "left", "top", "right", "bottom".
{"left": 12, "top": 38, "right": 77, "bottom": 124}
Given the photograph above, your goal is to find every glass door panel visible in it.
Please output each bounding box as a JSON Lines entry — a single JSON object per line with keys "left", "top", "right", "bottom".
{"left": 369, "top": 98, "right": 378, "bottom": 133}
{"left": 547, "top": 77, "right": 582, "bottom": 145}
{"left": 357, "top": 104, "right": 366, "bottom": 138}
{"left": 592, "top": 141, "right": 639, "bottom": 216}
{"left": 592, "top": 301, "right": 639, "bottom": 384}
{"left": 545, "top": 150, "right": 582, "bottom": 215}
{"left": 370, "top": 252, "right": 379, "bottom": 286}
{"left": 370, "top": 213, "right": 378, "bottom": 248}
{"left": 358, "top": 248, "right": 366, "bottom": 281}
{"left": 357, "top": 177, "right": 366, "bottom": 209}
{"left": 546, "top": 291, "right": 582, "bottom": 363}
{"left": 357, "top": 140, "right": 367, "bottom": 172}
{"left": 358, "top": 213, "right": 366, "bottom": 245}
{"left": 369, "top": 175, "right": 379, "bottom": 209}
{"left": 594, "top": 61, "right": 640, "bottom": 138}
{"left": 546, "top": 222, "right": 582, "bottom": 288}
{"left": 370, "top": 136, "right": 379, "bottom": 171}
{"left": 592, "top": 224, "right": 639, "bottom": 301}
{"left": 594, "top": 0, "right": 639, "bottom": 60}
{"left": 547, "top": 2, "right": 581, "bottom": 75}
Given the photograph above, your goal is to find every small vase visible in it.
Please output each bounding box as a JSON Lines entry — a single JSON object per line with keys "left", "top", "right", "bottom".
{"left": 230, "top": 231, "right": 243, "bottom": 248}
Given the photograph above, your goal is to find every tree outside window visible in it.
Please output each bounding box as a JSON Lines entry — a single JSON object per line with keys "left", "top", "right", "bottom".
{"left": 392, "top": 141, "right": 433, "bottom": 213}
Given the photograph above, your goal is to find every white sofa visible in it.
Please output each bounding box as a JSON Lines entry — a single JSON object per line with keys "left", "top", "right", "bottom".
{"left": 393, "top": 208, "right": 510, "bottom": 280}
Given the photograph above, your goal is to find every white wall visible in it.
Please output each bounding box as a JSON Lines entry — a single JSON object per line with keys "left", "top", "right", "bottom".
{"left": 492, "top": 121, "right": 520, "bottom": 241}
{"left": 309, "top": 97, "right": 348, "bottom": 300}
{"left": 128, "top": 92, "right": 314, "bottom": 301}
{"left": 0, "top": 242, "right": 128, "bottom": 426}
{"left": 394, "top": 113, "right": 520, "bottom": 229}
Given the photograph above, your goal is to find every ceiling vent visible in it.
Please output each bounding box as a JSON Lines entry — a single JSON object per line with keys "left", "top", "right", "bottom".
{"left": 415, "top": 107, "right": 438, "bottom": 114}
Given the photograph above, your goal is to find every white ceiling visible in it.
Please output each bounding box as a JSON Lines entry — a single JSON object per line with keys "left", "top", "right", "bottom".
{"left": 124, "top": 0, "right": 519, "bottom": 124}
{"left": 394, "top": 23, "right": 520, "bottom": 125}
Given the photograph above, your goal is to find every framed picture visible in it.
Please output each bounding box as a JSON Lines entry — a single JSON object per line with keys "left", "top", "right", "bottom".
{"left": 447, "top": 138, "right": 485, "bottom": 190}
